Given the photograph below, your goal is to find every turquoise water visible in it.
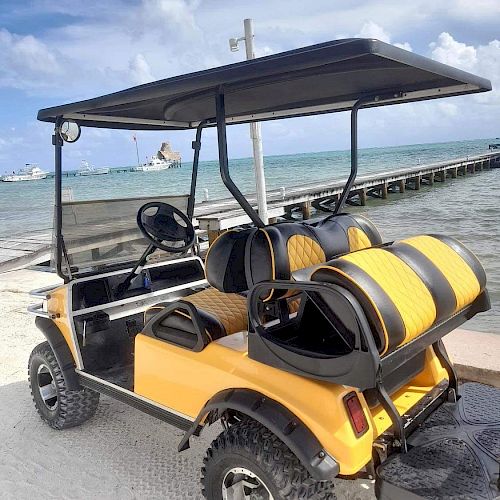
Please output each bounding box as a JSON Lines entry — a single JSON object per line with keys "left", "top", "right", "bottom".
{"left": 0, "top": 137, "right": 498, "bottom": 333}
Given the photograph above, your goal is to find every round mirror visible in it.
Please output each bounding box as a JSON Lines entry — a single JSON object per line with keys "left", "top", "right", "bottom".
{"left": 59, "top": 120, "right": 81, "bottom": 143}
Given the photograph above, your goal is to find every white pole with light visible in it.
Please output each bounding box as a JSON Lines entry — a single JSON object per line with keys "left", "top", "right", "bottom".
{"left": 229, "top": 18, "right": 269, "bottom": 224}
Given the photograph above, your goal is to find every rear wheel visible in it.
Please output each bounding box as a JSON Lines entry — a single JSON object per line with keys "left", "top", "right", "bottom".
{"left": 28, "top": 341, "right": 99, "bottom": 429}
{"left": 201, "top": 418, "right": 336, "bottom": 500}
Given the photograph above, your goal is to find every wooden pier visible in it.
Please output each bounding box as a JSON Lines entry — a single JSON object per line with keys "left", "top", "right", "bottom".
{"left": 0, "top": 151, "right": 499, "bottom": 272}
{"left": 197, "top": 151, "right": 500, "bottom": 241}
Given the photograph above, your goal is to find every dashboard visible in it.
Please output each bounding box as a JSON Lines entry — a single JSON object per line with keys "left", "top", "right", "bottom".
{"left": 71, "top": 258, "right": 206, "bottom": 312}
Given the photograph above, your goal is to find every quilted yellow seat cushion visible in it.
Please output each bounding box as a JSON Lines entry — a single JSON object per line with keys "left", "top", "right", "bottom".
{"left": 347, "top": 226, "right": 372, "bottom": 251}
{"left": 340, "top": 249, "right": 436, "bottom": 346}
{"left": 182, "top": 288, "right": 247, "bottom": 335}
{"left": 312, "top": 235, "right": 486, "bottom": 355}
{"left": 402, "top": 235, "right": 480, "bottom": 311}
{"left": 287, "top": 235, "right": 326, "bottom": 272}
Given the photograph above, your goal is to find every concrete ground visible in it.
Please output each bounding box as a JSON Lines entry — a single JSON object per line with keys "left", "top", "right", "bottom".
{"left": 0, "top": 268, "right": 374, "bottom": 499}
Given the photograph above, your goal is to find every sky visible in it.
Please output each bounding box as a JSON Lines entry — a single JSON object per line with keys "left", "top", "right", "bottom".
{"left": 0, "top": 0, "right": 499, "bottom": 173}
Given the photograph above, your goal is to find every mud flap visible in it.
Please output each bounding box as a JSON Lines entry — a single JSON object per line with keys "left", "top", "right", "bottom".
{"left": 375, "top": 382, "right": 500, "bottom": 500}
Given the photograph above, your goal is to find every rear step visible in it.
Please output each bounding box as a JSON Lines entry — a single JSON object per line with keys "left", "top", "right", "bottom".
{"left": 375, "top": 382, "right": 500, "bottom": 500}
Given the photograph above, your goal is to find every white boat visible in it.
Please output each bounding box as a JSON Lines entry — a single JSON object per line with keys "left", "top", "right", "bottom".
{"left": 132, "top": 155, "right": 173, "bottom": 172}
{"left": 77, "top": 160, "right": 110, "bottom": 176}
{"left": 2, "top": 164, "right": 48, "bottom": 182}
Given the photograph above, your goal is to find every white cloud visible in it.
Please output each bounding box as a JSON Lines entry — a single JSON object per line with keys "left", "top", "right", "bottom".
{"left": 0, "top": 29, "right": 61, "bottom": 89}
{"left": 356, "top": 21, "right": 412, "bottom": 51}
{"left": 451, "top": 0, "right": 500, "bottom": 20}
{"left": 254, "top": 45, "right": 274, "bottom": 58}
{"left": 129, "top": 53, "right": 155, "bottom": 85}
{"left": 357, "top": 21, "right": 391, "bottom": 43}
{"left": 430, "top": 33, "right": 500, "bottom": 105}
{"left": 430, "top": 32, "right": 477, "bottom": 69}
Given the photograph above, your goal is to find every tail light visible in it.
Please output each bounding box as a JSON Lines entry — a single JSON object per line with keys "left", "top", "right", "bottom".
{"left": 344, "top": 392, "right": 369, "bottom": 436}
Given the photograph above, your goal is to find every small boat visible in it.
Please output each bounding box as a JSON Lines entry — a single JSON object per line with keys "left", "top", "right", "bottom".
{"left": 2, "top": 164, "right": 48, "bottom": 182}
{"left": 132, "top": 155, "right": 173, "bottom": 172}
{"left": 77, "top": 160, "right": 110, "bottom": 176}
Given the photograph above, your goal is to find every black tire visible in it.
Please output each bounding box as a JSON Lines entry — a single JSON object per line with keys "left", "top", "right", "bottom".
{"left": 28, "top": 341, "right": 99, "bottom": 429}
{"left": 201, "top": 418, "right": 336, "bottom": 500}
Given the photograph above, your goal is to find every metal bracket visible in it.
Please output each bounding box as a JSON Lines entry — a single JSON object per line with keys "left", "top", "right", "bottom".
{"left": 375, "top": 369, "right": 408, "bottom": 453}
{"left": 433, "top": 339, "right": 459, "bottom": 400}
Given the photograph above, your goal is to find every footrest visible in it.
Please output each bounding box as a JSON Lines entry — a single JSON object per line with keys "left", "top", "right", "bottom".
{"left": 376, "top": 382, "right": 500, "bottom": 499}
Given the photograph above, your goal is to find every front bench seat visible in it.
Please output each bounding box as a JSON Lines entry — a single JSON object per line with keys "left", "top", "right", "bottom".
{"left": 312, "top": 234, "right": 487, "bottom": 356}
{"left": 145, "top": 288, "right": 248, "bottom": 343}
{"left": 144, "top": 228, "right": 254, "bottom": 343}
{"left": 144, "top": 214, "right": 382, "bottom": 348}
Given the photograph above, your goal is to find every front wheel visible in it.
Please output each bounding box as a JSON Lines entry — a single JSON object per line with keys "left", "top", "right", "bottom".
{"left": 28, "top": 341, "right": 99, "bottom": 429}
{"left": 201, "top": 418, "right": 336, "bottom": 500}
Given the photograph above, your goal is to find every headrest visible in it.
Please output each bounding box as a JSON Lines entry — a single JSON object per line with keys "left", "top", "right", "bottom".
{"left": 311, "top": 213, "right": 382, "bottom": 257}
{"left": 205, "top": 228, "right": 255, "bottom": 292}
{"left": 245, "top": 223, "right": 324, "bottom": 290}
{"left": 205, "top": 214, "right": 382, "bottom": 296}
{"left": 245, "top": 215, "right": 382, "bottom": 289}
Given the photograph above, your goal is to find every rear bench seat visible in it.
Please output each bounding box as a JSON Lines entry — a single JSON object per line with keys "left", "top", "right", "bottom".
{"left": 311, "top": 234, "right": 487, "bottom": 355}
{"left": 246, "top": 233, "right": 489, "bottom": 389}
{"left": 143, "top": 214, "right": 382, "bottom": 347}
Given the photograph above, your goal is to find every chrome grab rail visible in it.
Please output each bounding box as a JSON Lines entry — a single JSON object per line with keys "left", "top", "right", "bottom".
{"left": 29, "top": 284, "right": 59, "bottom": 298}
{"left": 27, "top": 303, "right": 51, "bottom": 319}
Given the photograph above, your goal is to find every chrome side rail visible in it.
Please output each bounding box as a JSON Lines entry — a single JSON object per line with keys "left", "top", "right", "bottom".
{"left": 29, "top": 284, "right": 60, "bottom": 298}
{"left": 27, "top": 303, "right": 52, "bottom": 319}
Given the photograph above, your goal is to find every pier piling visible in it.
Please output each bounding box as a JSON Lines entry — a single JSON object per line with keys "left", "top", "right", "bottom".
{"left": 381, "top": 182, "right": 388, "bottom": 199}
{"left": 301, "top": 201, "right": 312, "bottom": 219}
{"left": 358, "top": 188, "right": 367, "bottom": 206}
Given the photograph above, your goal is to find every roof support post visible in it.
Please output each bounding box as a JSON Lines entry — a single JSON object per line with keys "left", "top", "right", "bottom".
{"left": 215, "top": 91, "right": 264, "bottom": 228}
{"left": 52, "top": 117, "right": 68, "bottom": 282}
{"left": 334, "top": 95, "right": 379, "bottom": 215}
{"left": 187, "top": 119, "right": 210, "bottom": 220}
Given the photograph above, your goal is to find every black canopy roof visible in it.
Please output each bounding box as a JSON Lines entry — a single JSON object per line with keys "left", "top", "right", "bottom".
{"left": 37, "top": 38, "right": 491, "bottom": 130}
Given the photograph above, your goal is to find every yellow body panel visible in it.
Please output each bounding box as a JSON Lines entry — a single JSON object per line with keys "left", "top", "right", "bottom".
{"left": 47, "top": 285, "right": 79, "bottom": 363}
{"left": 134, "top": 333, "right": 448, "bottom": 475}
{"left": 43, "top": 280, "right": 449, "bottom": 476}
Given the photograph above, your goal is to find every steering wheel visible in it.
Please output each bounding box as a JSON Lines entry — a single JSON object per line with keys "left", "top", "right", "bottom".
{"left": 137, "top": 202, "right": 196, "bottom": 253}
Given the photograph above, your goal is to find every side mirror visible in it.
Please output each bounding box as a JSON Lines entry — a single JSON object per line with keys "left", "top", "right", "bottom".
{"left": 59, "top": 120, "right": 81, "bottom": 143}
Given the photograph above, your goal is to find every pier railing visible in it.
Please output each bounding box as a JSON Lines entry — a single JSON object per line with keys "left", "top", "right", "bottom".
{"left": 196, "top": 151, "right": 500, "bottom": 241}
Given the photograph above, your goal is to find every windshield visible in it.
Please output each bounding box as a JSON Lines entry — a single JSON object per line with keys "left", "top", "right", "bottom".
{"left": 54, "top": 194, "right": 190, "bottom": 277}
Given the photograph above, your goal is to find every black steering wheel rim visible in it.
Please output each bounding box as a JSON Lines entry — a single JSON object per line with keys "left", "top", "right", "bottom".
{"left": 137, "top": 202, "right": 195, "bottom": 253}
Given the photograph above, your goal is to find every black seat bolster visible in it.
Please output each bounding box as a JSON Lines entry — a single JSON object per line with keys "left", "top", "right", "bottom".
{"left": 143, "top": 299, "right": 225, "bottom": 351}
{"left": 144, "top": 301, "right": 169, "bottom": 325}
{"left": 157, "top": 304, "right": 226, "bottom": 341}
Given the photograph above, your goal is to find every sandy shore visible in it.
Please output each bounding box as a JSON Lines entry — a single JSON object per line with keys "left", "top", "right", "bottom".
{"left": 0, "top": 268, "right": 374, "bottom": 499}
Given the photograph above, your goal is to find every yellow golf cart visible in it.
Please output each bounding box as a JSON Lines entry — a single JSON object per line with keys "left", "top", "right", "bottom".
{"left": 29, "top": 38, "right": 499, "bottom": 499}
